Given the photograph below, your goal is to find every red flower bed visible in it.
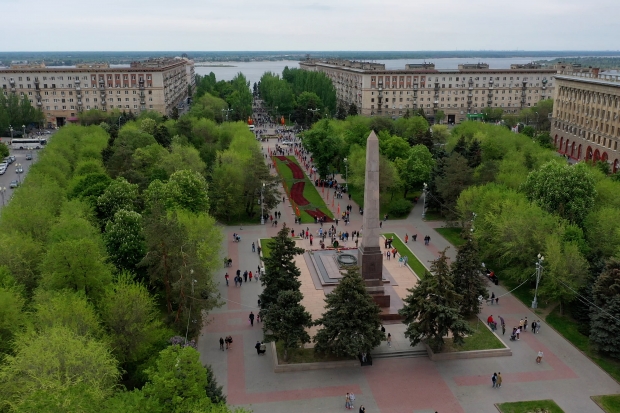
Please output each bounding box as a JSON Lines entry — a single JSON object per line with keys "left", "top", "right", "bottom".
{"left": 305, "top": 209, "right": 333, "bottom": 222}
{"left": 286, "top": 161, "right": 305, "bottom": 179}
{"left": 276, "top": 156, "right": 287, "bottom": 161}
{"left": 290, "top": 182, "right": 309, "bottom": 206}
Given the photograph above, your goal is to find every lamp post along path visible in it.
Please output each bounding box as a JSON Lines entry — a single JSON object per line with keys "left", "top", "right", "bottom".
{"left": 532, "top": 254, "right": 544, "bottom": 309}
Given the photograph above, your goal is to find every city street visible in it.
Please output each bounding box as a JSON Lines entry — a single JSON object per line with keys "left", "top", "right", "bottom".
{"left": 0, "top": 149, "right": 40, "bottom": 209}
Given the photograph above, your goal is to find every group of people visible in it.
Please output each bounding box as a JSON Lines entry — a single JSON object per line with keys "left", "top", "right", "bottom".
{"left": 219, "top": 336, "right": 234, "bottom": 350}
{"left": 226, "top": 269, "right": 259, "bottom": 287}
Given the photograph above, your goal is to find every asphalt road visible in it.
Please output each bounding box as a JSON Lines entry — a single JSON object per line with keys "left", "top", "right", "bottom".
{"left": 0, "top": 130, "right": 57, "bottom": 211}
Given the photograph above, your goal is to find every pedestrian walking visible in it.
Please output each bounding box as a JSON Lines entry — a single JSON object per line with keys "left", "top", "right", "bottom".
{"left": 497, "top": 372, "right": 503, "bottom": 388}
{"left": 249, "top": 311, "right": 255, "bottom": 326}
{"left": 358, "top": 406, "right": 366, "bottom": 413}
{"left": 379, "top": 221, "right": 382, "bottom": 228}
{"left": 349, "top": 392, "right": 355, "bottom": 410}
{"left": 536, "top": 350, "right": 544, "bottom": 364}
{"left": 387, "top": 333, "right": 392, "bottom": 347}
{"left": 532, "top": 320, "right": 537, "bottom": 333}
{"left": 536, "top": 320, "right": 541, "bottom": 333}
{"left": 255, "top": 341, "right": 262, "bottom": 355}
{"left": 345, "top": 393, "right": 351, "bottom": 409}
{"left": 524, "top": 317, "right": 528, "bottom": 332}
{"left": 405, "top": 234, "right": 409, "bottom": 243}
{"left": 219, "top": 337, "right": 224, "bottom": 351}
{"left": 243, "top": 271, "right": 248, "bottom": 282}
{"left": 252, "top": 242, "right": 256, "bottom": 252}
{"left": 516, "top": 326, "right": 521, "bottom": 340}
{"left": 492, "top": 372, "right": 497, "bottom": 388}
{"left": 225, "top": 273, "right": 229, "bottom": 286}
{"left": 386, "top": 250, "right": 390, "bottom": 260}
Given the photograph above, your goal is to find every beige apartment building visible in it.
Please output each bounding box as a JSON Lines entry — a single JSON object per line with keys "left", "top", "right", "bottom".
{"left": 299, "top": 59, "right": 556, "bottom": 124}
{"left": 551, "top": 69, "right": 620, "bottom": 172}
{"left": 0, "top": 57, "right": 195, "bottom": 128}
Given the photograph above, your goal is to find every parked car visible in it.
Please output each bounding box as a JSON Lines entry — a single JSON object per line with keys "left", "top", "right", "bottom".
{"left": 9, "top": 180, "right": 18, "bottom": 188}
{"left": 16, "top": 166, "right": 23, "bottom": 174}
{"left": 9, "top": 155, "right": 16, "bottom": 162}
{"left": 25, "top": 153, "right": 32, "bottom": 160}
{"left": 3, "top": 157, "right": 12, "bottom": 165}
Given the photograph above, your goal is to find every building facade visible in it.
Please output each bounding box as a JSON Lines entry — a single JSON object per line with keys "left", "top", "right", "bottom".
{"left": 0, "top": 58, "right": 195, "bottom": 128}
{"left": 551, "top": 70, "right": 620, "bottom": 171}
{"left": 299, "top": 59, "right": 556, "bottom": 123}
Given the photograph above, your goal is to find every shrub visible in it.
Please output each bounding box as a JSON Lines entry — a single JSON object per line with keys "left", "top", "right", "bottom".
{"left": 388, "top": 198, "right": 413, "bottom": 217}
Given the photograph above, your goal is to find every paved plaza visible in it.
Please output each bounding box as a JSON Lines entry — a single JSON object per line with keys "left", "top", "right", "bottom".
{"left": 197, "top": 133, "right": 620, "bottom": 413}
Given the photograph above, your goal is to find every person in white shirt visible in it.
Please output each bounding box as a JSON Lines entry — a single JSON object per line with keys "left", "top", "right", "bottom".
{"left": 536, "top": 351, "right": 544, "bottom": 364}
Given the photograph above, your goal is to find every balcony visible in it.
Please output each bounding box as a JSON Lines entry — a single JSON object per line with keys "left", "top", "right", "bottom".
{"left": 488, "top": 93, "right": 493, "bottom": 97}
{"left": 36, "top": 101, "right": 42, "bottom": 106}
{"left": 75, "top": 86, "right": 81, "bottom": 91}
{"left": 77, "top": 100, "right": 82, "bottom": 105}
{"left": 101, "top": 100, "right": 107, "bottom": 105}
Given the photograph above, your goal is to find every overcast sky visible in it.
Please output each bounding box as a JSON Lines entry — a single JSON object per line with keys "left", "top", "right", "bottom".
{"left": 2, "top": 0, "right": 619, "bottom": 51}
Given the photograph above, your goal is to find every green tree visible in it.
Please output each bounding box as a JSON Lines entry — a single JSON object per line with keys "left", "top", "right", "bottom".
{"left": 96, "top": 177, "right": 139, "bottom": 223}
{"left": 451, "top": 238, "right": 487, "bottom": 317}
{"left": 263, "top": 290, "right": 312, "bottom": 361}
{"left": 167, "top": 170, "right": 209, "bottom": 213}
{"left": 348, "top": 103, "right": 358, "bottom": 116}
{"left": 0, "top": 143, "right": 9, "bottom": 158}
{"left": 99, "top": 272, "right": 164, "bottom": 364}
{"left": 0, "top": 326, "right": 120, "bottom": 410}
{"left": 590, "top": 260, "right": 620, "bottom": 360}
{"left": 33, "top": 289, "right": 104, "bottom": 338}
{"left": 296, "top": 92, "right": 323, "bottom": 127}
{"left": 39, "top": 238, "right": 113, "bottom": 300}
{"left": 336, "top": 104, "right": 348, "bottom": 120}
{"left": 0, "top": 274, "right": 27, "bottom": 354}
{"left": 395, "top": 144, "right": 434, "bottom": 198}
{"left": 434, "top": 153, "right": 474, "bottom": 219}
{"left": 204, "top": 364, "right": 226, "bottom": 404}
{"left": 378, "top": 133, "right": 410, "bottom": 161}
{"left": 104, "top": 209, "right": 146, "bottom": 272}
{"left": 399, "top": 250, "right": 472, "bottom": 352}
{"left": 522, "top": 161, "right": 596, "bottom": 227}
{"left": 259, "top": 224, "right": 304, "bottom": 316}
{"left": 142, "top": 345, "right": 209, "bottom": 412}
{"left": 434, "top": 110, "right": 445, "bottom": 124}
{"left": 313, "top": 267, "right": 384, "bottom": 357}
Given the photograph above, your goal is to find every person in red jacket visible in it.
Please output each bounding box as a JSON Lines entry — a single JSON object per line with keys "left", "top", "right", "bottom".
{"left": 487, "top": 315, "right": 494, "bottom": 327}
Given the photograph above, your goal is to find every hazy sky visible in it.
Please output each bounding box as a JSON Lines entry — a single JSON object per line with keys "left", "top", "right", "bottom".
{"left": 2, "top": 0, "right": 619, "bottom": 51}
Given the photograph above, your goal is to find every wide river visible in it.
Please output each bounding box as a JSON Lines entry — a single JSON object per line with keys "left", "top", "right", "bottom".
{"left": 195, "top": 56, "right": 561, "bottom": 87}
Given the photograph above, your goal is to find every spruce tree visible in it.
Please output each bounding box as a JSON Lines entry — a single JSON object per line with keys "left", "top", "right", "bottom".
{"left": 590, "top": 259, "right": 620, "bottom": 360}
{"left": 204, "top": 364, "right": 226, "bottom": 404}
{"left": 399, "top": 249, "right": 473, "bottom": 352}
{"left": 451, "top": 238, "right": 487, "bottom": 317}
{"left": 313, "top": 267, "right": 384, "bottom": 357}
{"left": 466, "top": 139, "right": 482, "bottom": 168}
{"left": 264, "top": 290, "right": 312, "bottom": 361}
{"left": 259, "top": 224, "right": 304, "bottom": 320}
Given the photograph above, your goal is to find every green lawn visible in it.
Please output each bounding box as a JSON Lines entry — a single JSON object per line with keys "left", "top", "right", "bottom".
{"left": 546, "top": 306, "right": 620, "bottom": 382}
{"left": 592, "top": 395, "right": 620, "bottom": 413}
{"left": 496, "top": 400, "right": 565, "bottom": 413}
{"left": 435, "top": 227, "right": 467, "bottom": 247}
{"left": 422, "top": 210, "right": 444, "bottom": 221}
{"left": 382, "top": 233, "right": 428, "bottom": 279}
{"left": 259, "top": 238, "right": 273, "bottom": 259}
{"left": 442, "top": 317, "right": 505, "bottom": 352}
{"left": 275, "top": 341, "right": 355, "bottom": 364}
{"left": 273, "top": 156, "right": 333, "bottom": 224}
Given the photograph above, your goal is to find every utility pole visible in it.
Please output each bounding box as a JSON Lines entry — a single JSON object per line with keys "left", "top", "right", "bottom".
{"left": 422, "top": 182, "right": 428, "bottom": 219}
{"left": 222, "top": 108, "right": 233, "bottom": 122}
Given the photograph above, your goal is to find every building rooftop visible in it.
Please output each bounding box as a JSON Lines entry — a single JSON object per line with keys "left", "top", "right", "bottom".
{"left": 555, "top": 72, "right": 620, "bottom": 88}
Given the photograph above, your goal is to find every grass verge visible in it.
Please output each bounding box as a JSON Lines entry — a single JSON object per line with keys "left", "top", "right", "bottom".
{"left": 275, "top": 341, "right": 355, "bottom": 364}
{"left": 592, "top": 395, "right": 620, "bottom": 413}
{"left": 259, "top": 238, "right": 273, "bottom": 259}
{"left": 496, "top": 400, "right": 565, "bottom": 413}
{"left": 382, "top": 232, "right": 428, "bottom": 279}
{"left": 435, "top": 227, "right": 467, "bottom": 248}
{"left": 442, "top": 317, "right": 505, "bottom": 352}
{"left": 546, "top": 306, "right": 620, "bottom": 382}
{"left": 273, "top": 156, "right": 333, "bottom": 224}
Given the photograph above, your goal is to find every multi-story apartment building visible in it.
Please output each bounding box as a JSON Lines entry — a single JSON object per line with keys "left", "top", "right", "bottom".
{"left": 0, "top": 57, "right": 195, "bottom": 128}
{"left": 551, "top": 69, "right": 620, "bottom": 172}
{"left": 299, "top": 59, "right": 556, "bottom": 124}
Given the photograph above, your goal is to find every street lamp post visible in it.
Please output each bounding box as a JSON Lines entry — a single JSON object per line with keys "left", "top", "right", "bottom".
{"left": 535, "top": 112, "right": 539, "bottom": 131}
{"left": 532, "top": 254, "right": 544, "bottom": 309}
{"left": 118, "top": 116, "right": 123, "bottom": 129}
{"left": 275, "top": 106, "right": 278, "bottom": 123}
{"left": 9, "top": 126, "right": 13, "bottom": 140}
{"left": 422, "top": 182, "right": 428, "bottom": 219}
{"left": 22, "top": 125, "right": 25, "bottom": 136}
{"left": 343, "top": 157, "right": 348, "bottom": 190}
{"left": 260, "top": 182, "right": 265, "bottom": 225}
{"left": 185, "top": 276, "right": 197, "bottom": 345}
{"left": 307, "top": 108, "right": 320, "bottom": 126}
{"left": 222, "top": 108, "right": 233, "bottom": 122}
